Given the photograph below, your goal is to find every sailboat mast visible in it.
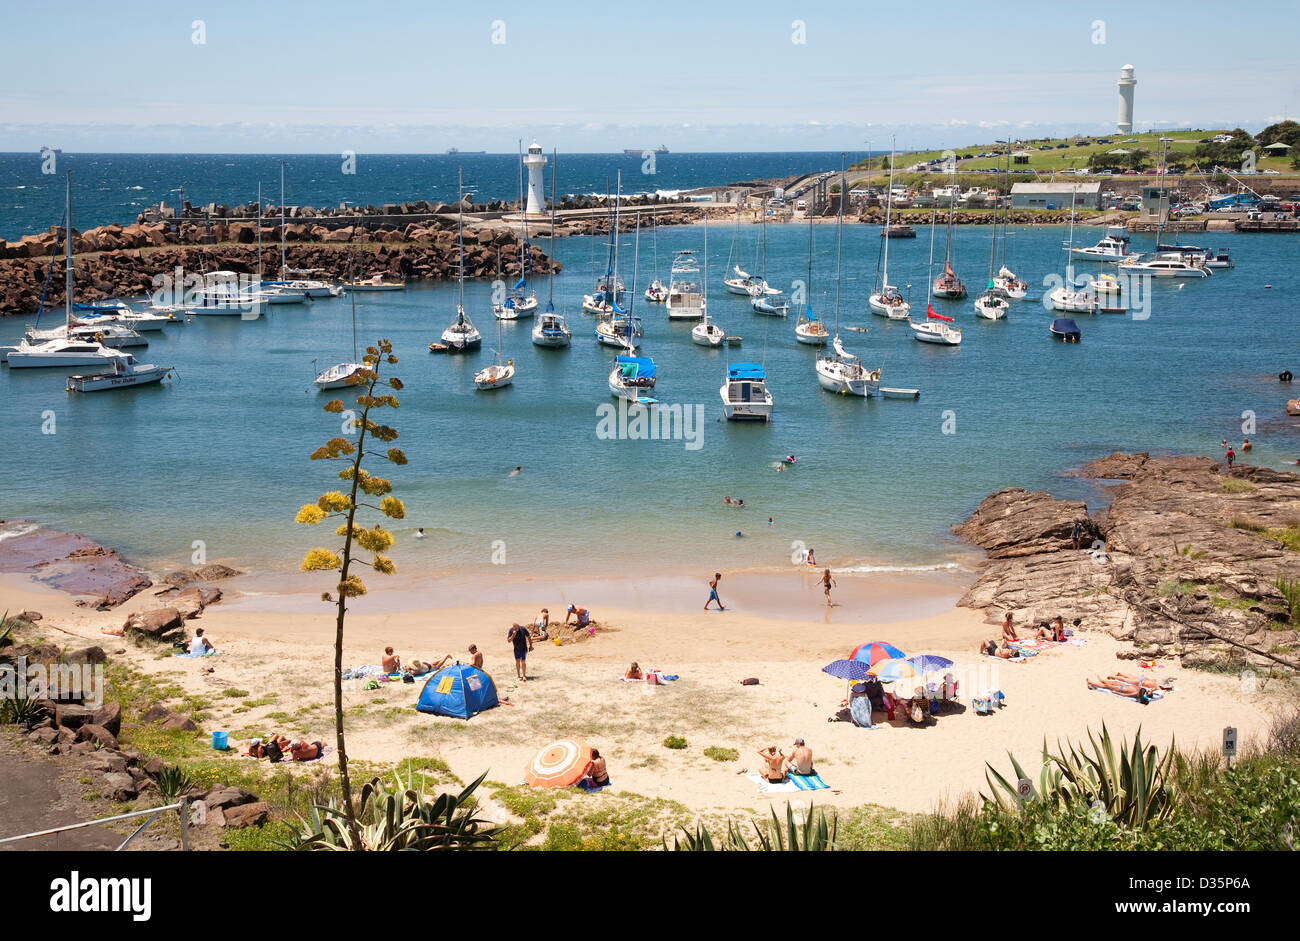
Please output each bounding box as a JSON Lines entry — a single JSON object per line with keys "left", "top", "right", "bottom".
{"left": 883, "top": 136, "right": 895, "bottom": 286}
{"left": 548, "top": 149, "right": 556, "bottom": 309}
{"left": 943, "top": 161, "right": 956, "bottom": 269}
{"left": 279, "top": 161, "right": 286, "bottom": 278}
{"left": 257, "top": 182, "right": 263, "bottom": 287}
{"left": 834, "top": 154, "right": 844, "bottom": 336}
{"left": 457, "top": 166, "right": 465, "bottom": 308}
{"left": 64, "top": 171, "right": 72, "bottom": 328}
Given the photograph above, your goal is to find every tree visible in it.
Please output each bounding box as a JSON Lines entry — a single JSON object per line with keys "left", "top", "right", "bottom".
{"left": 1257, "top": 120, "right": 1300, "bottom": 148}
{"left": 296, "top": 338, "right": 407, "bottom": 849}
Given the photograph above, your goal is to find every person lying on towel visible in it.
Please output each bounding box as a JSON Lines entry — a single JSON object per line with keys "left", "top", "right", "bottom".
{"left": 288, "top": 740, "right": 324, "bottom": 761}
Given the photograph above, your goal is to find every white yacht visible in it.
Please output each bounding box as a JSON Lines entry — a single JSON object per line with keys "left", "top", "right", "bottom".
{"left": 869, "top": 139, "right": 912, "bottom": 321}
{"left": 25, "top": 322, "right": 147, "bottom": 348}
{"left": 66, "top": 353, "right": 171, "bottom": 392}
{"left": 816, "top": 336, "right": 880, "bottom": 396}
{"left": 665, "top": 250, "right": 706, "bottom": 320}
{"left": 609, "top": 354, "right": 657, "bottom": 403}
{"left": 691, "top": 310, "right": 726, "bottom": 347}
{"left": 795, "top": 309, "right": 829, "bottom": 345}
{"left": 1072, "top": 231, "right": 1131, "bottom": 261}
{"left": 720, "top": 362, "right": 773, "bottom": 421}
{"left": 188, "top": 271, "right": 264, "bottom": 317}
{"left": 910, "top": 311, "right": 962, "bottom": 345}
{"left": 1119, "top": 253, "right": 1212, "bottom": 278}
{"left": 532, "top": 310, "right": 571, "bottom": 347}
{"left": 4, "top": 338, "right": 120, "bottom": 369}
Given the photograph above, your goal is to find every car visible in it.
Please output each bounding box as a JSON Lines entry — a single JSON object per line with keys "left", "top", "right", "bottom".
{"left": 1264, "top": 169, "right": 1281, "bottom": 174}
{"left": 1055, "top": 143, "right": 1069, "bottom": 149}
{"left": 1096, "top": 169, "right": 1114, "bottom": 175}
{"left": 1122, "top": 169, "right": 1139, "bottom": 174}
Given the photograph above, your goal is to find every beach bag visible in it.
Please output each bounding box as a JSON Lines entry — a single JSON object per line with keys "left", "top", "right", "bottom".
{"left": 740, "top": 677, "right": 760, "bottom": 686}
{"left": 264, "top": 741, "right": 283, "bottom": 763}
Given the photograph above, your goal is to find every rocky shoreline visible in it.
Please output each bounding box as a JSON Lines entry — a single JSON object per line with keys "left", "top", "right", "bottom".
{"left": 955, "top": 453, "right": 1300, "bottom": 670}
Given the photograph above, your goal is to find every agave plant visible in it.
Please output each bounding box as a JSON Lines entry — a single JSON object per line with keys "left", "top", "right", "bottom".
{"left": 285, "top": 770, "right": 502, "bottom": 851}
{"left": 984, "top": 724, "right": 1177, "bottom": 829}
{"left": 152, "top": 764, "right": 194, "bottom": 803}
{"left": 665, "top": 803, "right": 837, "bottom": 851}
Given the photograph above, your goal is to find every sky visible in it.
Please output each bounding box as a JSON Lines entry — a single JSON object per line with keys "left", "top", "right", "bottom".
{"left": 1, "top": 0, "right": 1296, "bottom": 153}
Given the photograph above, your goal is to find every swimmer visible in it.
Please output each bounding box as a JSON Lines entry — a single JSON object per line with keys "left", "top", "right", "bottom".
{"left": 767, "top": 517, "right": 773, "bottom": 525}
{"left": 783, "top": 455, "right": 797, "bottom": 464}
{"left": 415, "top": 527, "right": 425, "bottom": 539}
{"left": 509, "top": 466, "right": 522, "bottom": 476}
{"left": 735, "top": 531, "right": 744, "bottom": 538}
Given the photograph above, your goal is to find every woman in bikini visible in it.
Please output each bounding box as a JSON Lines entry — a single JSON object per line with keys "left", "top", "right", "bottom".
{"left": 585, "top": 749, "right": 610, "bottom": 788}
{"left": 757, "top": 746, "right": 787, "bottom": 783}
{"left": 821, "top": 568, "right": 836, "bottom": 606}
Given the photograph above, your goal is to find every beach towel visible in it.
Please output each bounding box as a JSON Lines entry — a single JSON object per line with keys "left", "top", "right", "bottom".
{"left": 174, "top": 650, "right": 219, "bottom": 658}
{"left": 984, "top": 652, "right": 1031, "bottom": 662}
{"left": 1090, "top": 685, "right": 1164, "bottom": 703}
{"left": 788, "top": 772, "right": 829, "bottom": 791}
{"left": 745, "top": 772, "right": 799, "bottom": 794}
{"left": 342, "top": 664, "right": 382, "bottom": 680}
{"left": 1058, "top": 638, "right": 1089, "bottom": 647}
{"left": 576, "top": 778, "right": 611, "bottom": 793}
{"left": 1009, "top": 638, "right": 1052, "bottom": 653}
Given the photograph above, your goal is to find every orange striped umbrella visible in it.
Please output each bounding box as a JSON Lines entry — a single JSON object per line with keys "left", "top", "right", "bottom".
{"left": 525, "top": 739, "right": 592, "bottom": 788}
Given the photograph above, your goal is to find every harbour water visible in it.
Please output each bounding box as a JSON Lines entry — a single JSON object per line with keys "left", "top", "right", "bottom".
{"left": 3, "top": 211, "right": 1296, "bottom": 580}
{"left": 0, "top": 151, "right": 868, "bottom": 241}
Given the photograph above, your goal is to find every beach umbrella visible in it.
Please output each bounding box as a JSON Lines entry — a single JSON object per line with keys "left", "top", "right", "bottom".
{"left": 849, "top": 641, "right": 906, "bottom": 666}
{"left": 525, "top": 739, "right": 592, "bottom": 788}
{"left": 821, "top": 658, "right": 873, "bottom": 681}
{"left": 908, "top": 655, "right": 954, "bottom": 673}
{"left": 868, "top": 658, "right": 921, "bottom": 683}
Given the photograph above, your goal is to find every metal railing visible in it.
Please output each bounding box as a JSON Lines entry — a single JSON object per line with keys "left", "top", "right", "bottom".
{"left": 0, "top": 798, "right": 191, "bottom": 851}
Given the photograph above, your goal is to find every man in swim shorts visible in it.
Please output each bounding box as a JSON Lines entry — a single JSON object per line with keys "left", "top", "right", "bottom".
{"left": 705, "top": 572, "right": 725, "bottom": 611}
{"left": 507, "top": 623, "right": 532, "bottom": 680}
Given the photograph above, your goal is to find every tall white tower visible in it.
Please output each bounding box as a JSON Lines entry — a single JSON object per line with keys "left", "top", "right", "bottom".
{"left": 1117, "top": 65, "right": 1136, "bottom": 134}
{"left": 523, "top": 139, "right": 548, "bottom": 216}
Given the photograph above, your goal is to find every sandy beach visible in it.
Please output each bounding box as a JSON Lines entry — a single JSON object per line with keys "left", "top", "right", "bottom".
{"left": 1, "top": 564, "right": 1281, "bottom": 824}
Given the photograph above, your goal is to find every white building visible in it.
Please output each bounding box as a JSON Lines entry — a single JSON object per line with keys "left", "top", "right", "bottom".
{"left": 1010, "top": 182, "right": 1102, "bottom": 210}
{"left": 523, "top": 140, "right": 548, "bottom": 215}
{"left": 1117, "top": 65, "right": 1136, "bottom": 134}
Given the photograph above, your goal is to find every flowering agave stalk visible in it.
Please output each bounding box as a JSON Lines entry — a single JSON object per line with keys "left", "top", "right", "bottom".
{"left": 295, "top": 338, "right": 407, "bottom": 849}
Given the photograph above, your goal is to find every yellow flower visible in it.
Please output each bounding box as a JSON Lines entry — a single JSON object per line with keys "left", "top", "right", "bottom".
{"left": 338, "top": 575, "right": 368, "bottom": 597}
{"left": 301, "top": 548, "right": 341, "bottom": 572}
{"left": 380, "top": 496, "right": 406, "bottom": 519}
{"left": 323, "top": 399, "right": 345, "bottom": 414}
{"left": 386, "top": 448, "right": 407, "bottom": 466}
{"left": 295, "top": 504, "right": 326, "bottom": 525}
{"left": 317, "top": 491, "right": 352, "bottom": 512}
{"left": 335, "top": 522, "right": 352, "bottom": 537}
{"left": 372, "top": 554, "right": 396, "bottom": 575}
{"left": 358, "top": 475, "right": 392, "bottom": 496}
{"left": 356, "top": 526, "right": 394, "bottom": 553}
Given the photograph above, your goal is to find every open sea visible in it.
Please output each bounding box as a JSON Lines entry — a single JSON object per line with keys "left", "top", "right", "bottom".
{"left": 2, "top": 154, "right": 1297, "bottom": 580}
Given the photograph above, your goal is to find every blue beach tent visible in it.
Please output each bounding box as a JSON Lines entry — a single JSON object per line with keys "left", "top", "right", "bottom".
{"left": 415, "top": 664, "right": 499, "bottom": 719}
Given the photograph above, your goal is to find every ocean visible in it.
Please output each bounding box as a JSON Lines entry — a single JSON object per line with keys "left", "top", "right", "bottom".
{"left": 1, "top": 154, "right": 1296, "bottom": 582}
{"left": 0, "top": 151, "right": 868, "bottom": 241}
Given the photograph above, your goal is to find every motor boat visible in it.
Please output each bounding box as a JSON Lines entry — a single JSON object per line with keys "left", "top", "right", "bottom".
{"left": 3, "top": 338, "right": 121, "bottom": 369}
{"left": 720, "top": 362, "right": 773, "bottom": 421}
{"left": 343, "top": 275, "right": 406, "bottom": 291}
{"left": 66, "top": 352, "right": 171, "bottom": 392}
{"left": 665, "top": 251, "right": 705, "bottom": 320}
{"left": 1071, "top": 232, "right": 1131, "bottom": 261}
{"left": 644, "top": 279, "right": 667, "bottom": 302}
{"left": 1050, "top": 318, "right": 1082, "bottom": 342}
{"left": 1119, "top": 253, "right": 1211, "bottom": 278}
{"left": 609, "top": 354, "right": 657, "bottom": 403}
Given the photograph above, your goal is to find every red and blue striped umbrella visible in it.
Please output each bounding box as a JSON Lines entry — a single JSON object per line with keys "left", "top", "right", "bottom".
{"left": 849, "top": 641, "right": 906, "bottom": 666}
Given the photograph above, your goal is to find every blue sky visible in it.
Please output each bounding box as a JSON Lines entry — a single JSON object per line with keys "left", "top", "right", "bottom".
{"left": 1, "top": 0, "right": 1295, "bottom": 152}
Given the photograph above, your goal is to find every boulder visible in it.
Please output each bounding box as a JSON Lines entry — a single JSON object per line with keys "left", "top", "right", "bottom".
{"left": 194, "top": 563, "right": 240, "bottom": 582}
{"left": 141, "top": 756, "right": 166, "bottom": 776}
{"left": 123, "top": 607, "right": 183, "bottom": 639}
{"left": 91, "top": 701, "right": 122, "bottom": 736}
{"left": 203, "top": 785, "right": 258, "bottom": 810}
{"left": 141, "top": 704, "right": 172, "bottom": 724}
{"left": 64, "top": 645, "right": 107, "bottom": 665}
{"left": 28, "top": 728, "right": 58, "bottom": 745}
{"left": 102, "top": 771, "right": 138, "bottom": 801}
{"left": 953, "top": 489, "right": 1093, "bottom": 559}
{"left": 76, "top": 723, "right": 119, "bottom": 749}
{"left": 54, "top": 703, "right": 93, "bottom": 729}
{"left": 222, "top": 801, "right": 270, "bottom": 829}
{"left": 18, "top": 610, "right": 42, "bottom": 622}
{"left": 85, "top": 751, "right": 129, "bottom": 774}
{"left": 55, "top": 727, "right": 76, "bottom": 745}
{"left": 160, "top": 714, "right": 199, "bottom": 732}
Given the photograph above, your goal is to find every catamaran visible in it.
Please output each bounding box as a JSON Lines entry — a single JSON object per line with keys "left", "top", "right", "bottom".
{"left": 817, "top": 160, "right": 880, "bottom": 396}
{"left": 532, "top": 150, "right": 572, "bottom": 349}
{"left": 25, "top": 321, "right": 147, "bottom": 348}
{"left": 437, "top": 168, "right": 483, "bottom": 353}
{"left": 869, "top": 139, "right": 912, "bottom": 320}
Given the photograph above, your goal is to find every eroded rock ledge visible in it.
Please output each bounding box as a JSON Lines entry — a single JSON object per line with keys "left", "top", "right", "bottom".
{"left": 954, "top": 453, "right": 1300, "bottom": 668}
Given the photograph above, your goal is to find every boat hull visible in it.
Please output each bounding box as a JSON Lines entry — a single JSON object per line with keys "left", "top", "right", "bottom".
{"left": 868, "top": 294, "right": 911, "bottom": 319}
{"left": 474, "top": 363, "right": 515, "bottom": 390}
{"left": 67, "top": 364, "right": 169, "bottom": 391}
{"left": 815, "top": 360, "right": 878, "bottom": 397}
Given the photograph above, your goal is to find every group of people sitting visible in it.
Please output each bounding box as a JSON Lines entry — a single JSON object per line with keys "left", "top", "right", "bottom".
{"left": 246, "top": 733, "right": 323, "bottom": 762}
{"left": 757, "top": 738, "right": 814, "bottom": 783}
{"left": 980, "top": 611, "right": 1072, "bottom": 658}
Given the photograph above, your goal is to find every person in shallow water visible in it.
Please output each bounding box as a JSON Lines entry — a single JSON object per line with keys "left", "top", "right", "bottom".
{"left": 509, "top": 466, "right": 522, "bottom": 476}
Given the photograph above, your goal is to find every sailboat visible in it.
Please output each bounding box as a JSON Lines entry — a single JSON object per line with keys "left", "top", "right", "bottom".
{"left": 594, "top": 175, "right": 643, "bottom": 350}
{"left": 435, "top": 168, "right": 483, "bottom": 353}
{"left": 723, "top": 203, "right": 755, "bottom": 295}
{"left": 817, "top": 158, "right": 881, "bottom": 396}
{"left": 931, "top": 164, "right": 967, "bottom": 299}
{"left": 609, "top": 213, "right": 656, "bottom": 402}
{"left": 265, "top": 162, "right": 333, "bottom": 299}
{"left": 644, "top": 211, "right": 667, "bottom": 302}
{"left": 990, "top": 145, "right": 1028, "bottom": 299}
{"left": 1049, "top": 187, "right": 1099, "bottom": 314}
{"left": 869, "top": 138, "right": 912, "bottom": 320}
{"left": 665, "top": 249, "right": 706, "bottom": 320}
{"left": 315, "top": 241, "right": 368, "bottom": 389}
{"left": 691, "top": 219, "right": 726, "bottom": 346}
{"left": 910, "top": 204, "right": 962, "bottom": 344}
{"left": 583, "top": 195, "right": 627, "bottom": 314}
{"left": 495, "top": 140, "right": 539, "bottom": 320}
{"left": 533, "top": 149, "right": 572, "bottom": 349}
{"left": 5, "top": 173, "right": 125, "bottom": 372}
{"left": 794, "top": 208, "right": 829, "bottom": 346}
{"left": 474, "top": 310, "right": 515, "bottom": 390}
{"left": 973, "top": 166, "right": 1009, "bottom": 321}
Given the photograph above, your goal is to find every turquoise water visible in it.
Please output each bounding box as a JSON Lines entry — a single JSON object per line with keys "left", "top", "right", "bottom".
{"left": 3, "top": 221, "right": 1297, "bottom": 578}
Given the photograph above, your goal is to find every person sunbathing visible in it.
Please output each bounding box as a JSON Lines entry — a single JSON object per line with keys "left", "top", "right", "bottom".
{"left": 288, "top": 740, "right": 324, "bottom": 761}
{"left": 1001, "top": 611, "right": 1018, "bottom": 642}
{"left": 1086, "top": 676, "right": 1145, "bottom": 698}
{"left": 1106, "top": 672, "right": 1172, "bottom": 691}
{"left": 979, "top": 638, "right": 1016, "bottom": 659}
{"left": 624, "top": 661, "right": 643, "bottom": 680}
{"left": 757, "top": 746, "right": 787, "bottom": 783}
{"left": 786, "top": 738, "right": 814, "bottom": 776}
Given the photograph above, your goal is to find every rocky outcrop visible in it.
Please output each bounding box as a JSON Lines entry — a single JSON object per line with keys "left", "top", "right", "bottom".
{"left": 123, "top": 607, "right": 184, "bottom": 640}
{"left": 0, "top": 520, "right": 152, "bottom": 608}
{"left": 956, "top": 454, "right": 1300, "bottom": 667}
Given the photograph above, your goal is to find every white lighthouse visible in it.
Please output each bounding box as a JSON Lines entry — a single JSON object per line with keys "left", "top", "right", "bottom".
{"left": 1117, "top": 65, "right": 1136, "bottom": 134}
{"left": 523, "top": 139, "right": 548, "bottom": 216}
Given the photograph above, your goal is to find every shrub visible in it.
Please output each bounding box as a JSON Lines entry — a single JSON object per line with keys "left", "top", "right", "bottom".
{"left": 663, "top": 735, "right": 687, "bottom": 750}
{"left": 703, "top": 746, "right": 739, "bottom": 762}
{"left": 665, "top": 803, "right": 837, "bottom": 851}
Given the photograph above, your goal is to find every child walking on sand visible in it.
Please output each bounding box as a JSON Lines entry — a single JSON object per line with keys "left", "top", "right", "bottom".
{"left": 821, "top": 568, "right": 837, "bottom": 606}
{"left": 705, "top": 572, "right": 725, "bottom": 611}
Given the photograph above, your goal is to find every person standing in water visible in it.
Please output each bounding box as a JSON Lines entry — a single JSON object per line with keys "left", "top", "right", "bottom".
{"left": 705, "top": 572, "right": 725, "bottom": 611}
{"left": 821, "top": 568, "right": 836, "bottom": 606}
